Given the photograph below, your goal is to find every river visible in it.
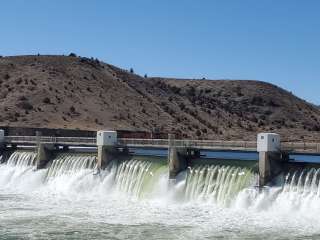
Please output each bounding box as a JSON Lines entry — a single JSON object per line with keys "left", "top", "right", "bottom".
{"left": 0, "top": 151, "right": 320, "bottom": 239}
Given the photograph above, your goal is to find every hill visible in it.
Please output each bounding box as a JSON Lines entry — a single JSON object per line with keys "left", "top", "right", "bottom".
{"left": 0, "top": 55, "right": 319, "bottom": 141}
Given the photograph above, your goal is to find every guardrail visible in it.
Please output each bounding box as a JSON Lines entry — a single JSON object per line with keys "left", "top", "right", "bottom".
{"left": 281, "top": 142, "right": 320, "bottom": 153}
{"left": 3, "top": 136, "right": 320, "bottom": 153}
{"left": 117, "top": 138, "right": 258, "bottom": 151}
{"left": 4, "top": 136, "right": 96, "bottom": 146}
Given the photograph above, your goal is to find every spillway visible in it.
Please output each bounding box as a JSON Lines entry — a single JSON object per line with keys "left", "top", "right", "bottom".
{"left": 1, "top": 150, "right": 320, "bottom": 239}
{"left": 113, "top": 158, "right": 168, "bottom": 198}
{"left": 45, "top": 153, "right": 97, "bottom": 180}
{"left": 184, "top": 165, "right": 256, "bottom": 206}
{"left": 283, "top": 168, "right": 320, "bottom": 195}
{"left": 6, "top": 151, "right": 37, "bottom": 167}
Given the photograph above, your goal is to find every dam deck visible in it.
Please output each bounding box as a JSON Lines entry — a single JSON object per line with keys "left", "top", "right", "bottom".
{"left": 4, "top": 136, "right": 320, "bottom": 154}
{"left": 2, "top": 131, "right": 320, "bottom": 188}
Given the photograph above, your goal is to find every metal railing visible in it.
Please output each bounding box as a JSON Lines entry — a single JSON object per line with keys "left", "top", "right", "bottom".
{"left": 3, "top": 136, "right": 320, "bottom": 153}
{"left": 5, "top": 136, "right": 96, "bottom": 146}
{"left": 117, "top": 138, "right": 257, "bottom": 151}
{"left": 281, "top": 142, "right": 320, "bottom": 153}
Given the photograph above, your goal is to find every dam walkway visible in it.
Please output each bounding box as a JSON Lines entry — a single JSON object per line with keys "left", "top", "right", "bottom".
{"left": 3, "top": 135, "right": 320, "bottom": 154}
{"left": 2, "top": 131, "right": 320, "bottom": 187}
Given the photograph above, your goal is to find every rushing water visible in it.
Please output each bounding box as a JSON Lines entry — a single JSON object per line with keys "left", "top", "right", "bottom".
{"left": 184, "top": 165, "right": 256, "bottom": 206}
{"left": 45, "top": 153, "right": 97, "bottom": 180}
{"left": 1, "top": 151, "right": 320, "bottom": 239}
{"left": 113, "top": 159, "right": 167, "bottom": 198}
{"left": 7, "top": 151, "right": 37, "bottom": 167}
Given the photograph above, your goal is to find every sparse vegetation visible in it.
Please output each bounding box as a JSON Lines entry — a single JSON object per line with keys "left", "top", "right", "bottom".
{"left": 0, "top": 55, "right": 318, "bottom": 142}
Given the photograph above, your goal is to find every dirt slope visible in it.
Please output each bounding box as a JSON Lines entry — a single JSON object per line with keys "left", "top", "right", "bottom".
{"left": 0, "top": 55, "right": 319, "bottom": 141}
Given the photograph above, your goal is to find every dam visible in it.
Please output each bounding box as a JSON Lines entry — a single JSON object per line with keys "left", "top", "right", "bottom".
{"left": 0, "top": 129, "right": 320, "bottom": 239}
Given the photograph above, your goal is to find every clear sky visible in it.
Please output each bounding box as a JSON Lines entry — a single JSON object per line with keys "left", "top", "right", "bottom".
{"left": 0, "top": 0, "right": 319, "bottom": 104}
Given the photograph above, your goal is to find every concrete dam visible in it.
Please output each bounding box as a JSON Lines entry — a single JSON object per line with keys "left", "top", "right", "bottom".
{"left": 1, "top": 129, "right": 320, "bottom": 239}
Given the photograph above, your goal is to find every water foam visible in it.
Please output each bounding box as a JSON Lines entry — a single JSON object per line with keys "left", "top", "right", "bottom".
{"left": 6, "top": 151, "right": 37, "bottom": 167}
{"left": 0, "top": 151, "right": 43, "bottom": 192}
{"left": 45, "top": 153, "right": 97, "bottom": 180}
{"left": 184, "top": 165, "right": 256, "bottom": 206}
{"left": 113, "top": 159, "right": 168, "bottom": 198}
{"left": 1, "top": 151, "right": 320, "bottom": 239}
{"left": 234, "top": 168, "right": 320, "bottom": 213}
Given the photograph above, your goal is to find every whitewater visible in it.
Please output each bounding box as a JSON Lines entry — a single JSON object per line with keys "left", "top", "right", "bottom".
{"left": 1, "top": 151, "right": 320, "bottom": 239}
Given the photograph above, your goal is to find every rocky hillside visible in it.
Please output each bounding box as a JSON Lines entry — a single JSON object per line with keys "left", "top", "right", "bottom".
{"left": 0, "top": 55, "right": 319, "bottom": 141}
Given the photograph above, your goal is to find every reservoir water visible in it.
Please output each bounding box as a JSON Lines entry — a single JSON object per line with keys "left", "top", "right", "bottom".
{"left": 1, "top": 150, "right": 320, "bottom": 239}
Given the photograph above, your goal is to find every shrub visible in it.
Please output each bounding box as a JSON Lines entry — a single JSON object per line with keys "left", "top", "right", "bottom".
{"left": 204, "top": 89, "right": 211, "bottom": 94}
{"left": 69, "top": 53, "right": 77, "bottom": 57}
{"left": 312, "top": 125, "right": 320, "bottom": 132}
{"left": 18, "top": 96, "right": 27, "bottom": 101}
{"left": 169, "top": 85, "right": 181, "bottom": 94}
{"left": 15, "top": 78, "right": 22, "bottom": 85}
{"left": 186, "top": 85, "right": 196, "bottom": 97}
{"left": 267, "top": 100, "right": 280, "bottom": 107}
{"left": 70, "top": 106, "right": 76, "bottom": 113}
{"left": 195, "top": 129, "right": 201, "bottom": 137}
{"left": 4, "top": 74, "right": 10, "bottom": 80}
{"left": 237, "top": 91, "right": 244, "bottom": 97}
{"left": 16, "top": 101, "right": 33, "bottom": 110}
{"left": 251, "top": 96, "right": 264, "bottom": 106}
{"left": 179, "top": 103, "right": 186, "bottom": 111}
{"left": 264, "top": 110, "right": 273, "bottom": 115}
{"left": 43, "top": 97, "right": 51, "bottom": 104}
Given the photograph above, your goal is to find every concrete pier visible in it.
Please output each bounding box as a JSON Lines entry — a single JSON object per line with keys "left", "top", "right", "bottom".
{"left": 258, "top": 133, "right": 286, "bottom": 186}
{"left": 0, "top": 129, "right": 4, "bottom": 149}
{"left": 168, "top": 134, "right": 201, "bottom": 180}
{"left": 97, "top": 131, "right": 118, "bottom": 170}
{"left": 97, "top": 145, "right": 119, "bottom": 169}
{"left": 168, "top": 146, "right": 187, "bottom": 179}
{"left": 36, "top": 143, "right": 55, "bottom": 169}
{"left": 0, "top": 130, "right": 5, "bottom": 162}
{"left": 168, "top": 134, "right": 185, "bottom": 180}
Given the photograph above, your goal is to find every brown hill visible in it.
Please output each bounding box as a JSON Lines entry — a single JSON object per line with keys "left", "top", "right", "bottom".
{"left": 0, "top": 55, "right": 319, "bottom": 141}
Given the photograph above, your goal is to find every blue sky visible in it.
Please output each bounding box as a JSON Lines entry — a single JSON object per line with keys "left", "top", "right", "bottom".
{"left": 0, "top": 0, "right": 319, "bottom": 104}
